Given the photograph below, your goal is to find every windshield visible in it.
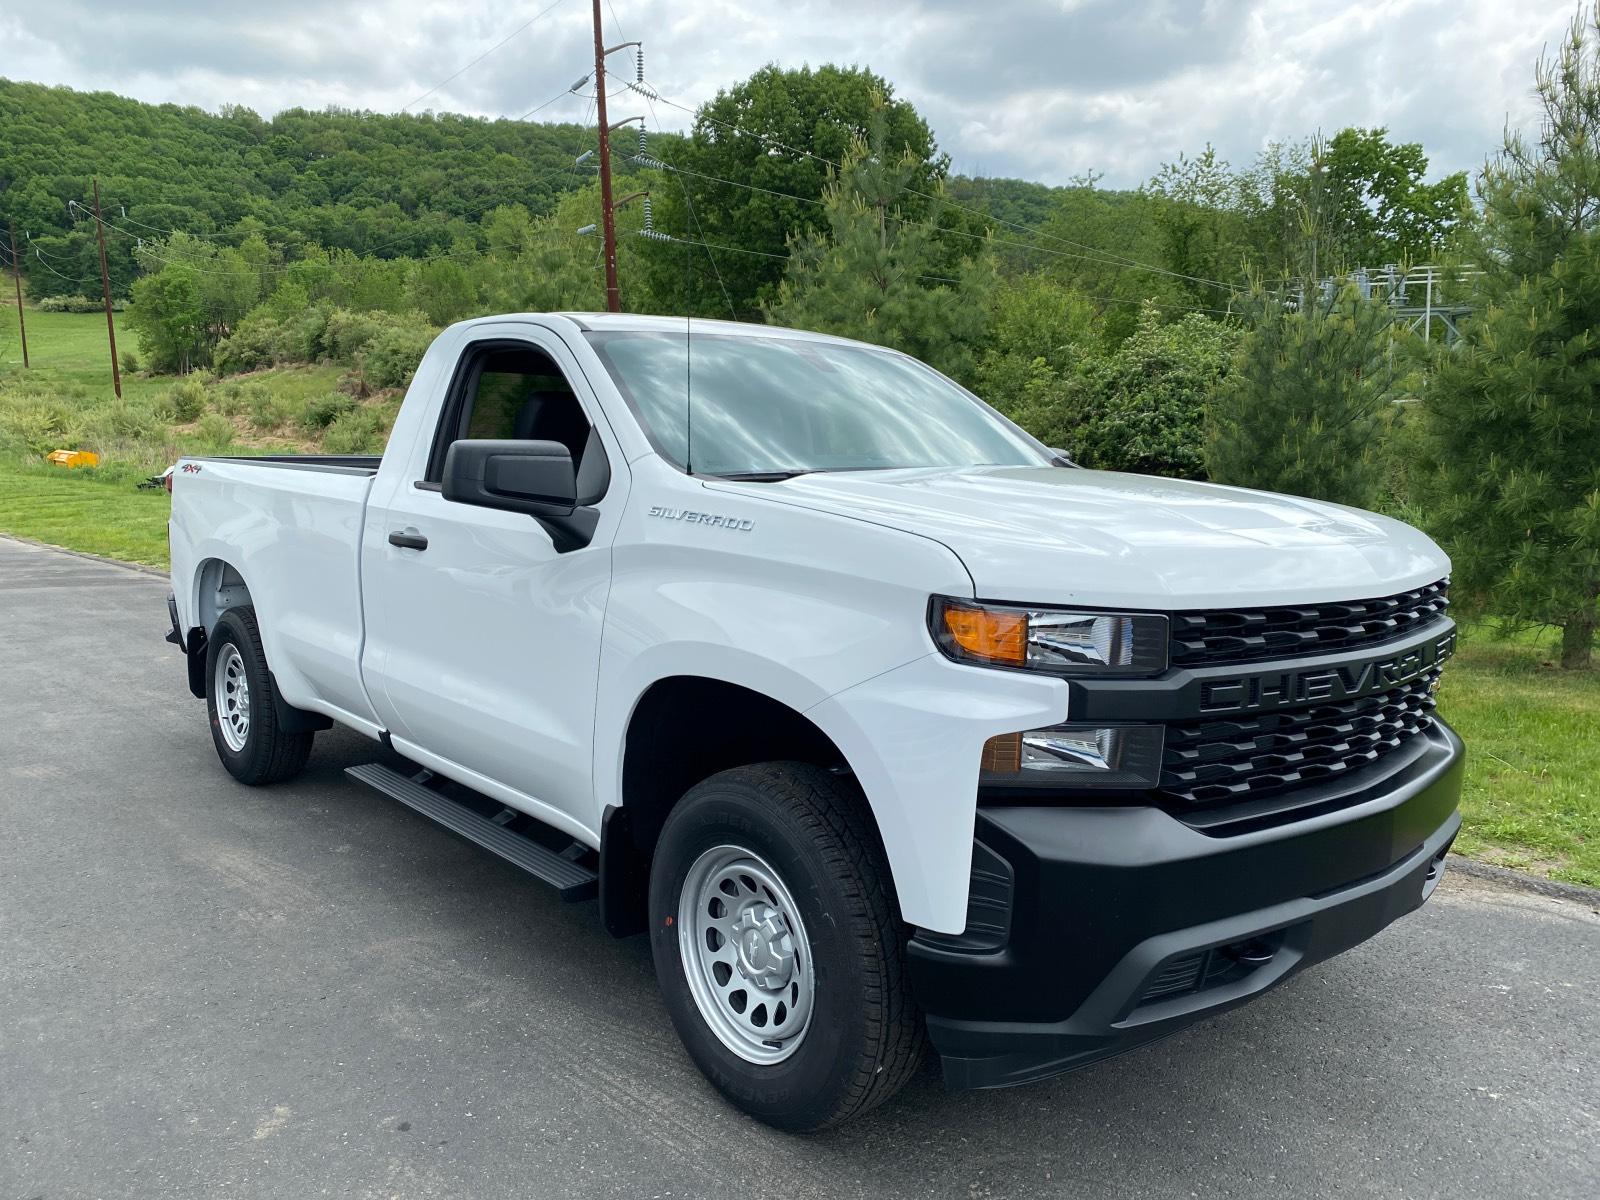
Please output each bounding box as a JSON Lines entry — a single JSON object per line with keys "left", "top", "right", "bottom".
{"left": 586, "top": 331, "right": 1050, "bottom": 476}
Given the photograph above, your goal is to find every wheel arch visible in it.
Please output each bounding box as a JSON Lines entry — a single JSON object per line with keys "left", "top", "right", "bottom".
{"left": 599, "top": 675, "right": 892, "bottom": 938}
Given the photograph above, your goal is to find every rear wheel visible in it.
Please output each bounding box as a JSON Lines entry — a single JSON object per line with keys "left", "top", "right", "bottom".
{"left": 649, "top": 762, "right": 925, "bottom": 1131}
{"left": 204, "top": 608, "right": 314, "bottom": 785}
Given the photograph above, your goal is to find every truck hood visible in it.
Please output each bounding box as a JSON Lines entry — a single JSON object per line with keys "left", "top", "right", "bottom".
{"left": 719, "top": 466, "right": 1450, "bottom": 609}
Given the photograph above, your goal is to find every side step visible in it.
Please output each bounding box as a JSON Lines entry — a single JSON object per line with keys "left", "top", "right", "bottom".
{"left": 346, "top": 762, "right": 598, "bottom": 901}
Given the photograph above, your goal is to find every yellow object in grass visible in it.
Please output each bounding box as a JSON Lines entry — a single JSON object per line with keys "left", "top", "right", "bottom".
{"left": 45, "top": 450, "right": 100, "bottom": 469}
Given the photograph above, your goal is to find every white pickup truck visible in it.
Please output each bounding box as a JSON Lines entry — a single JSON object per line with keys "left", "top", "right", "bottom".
{"left": 166, "top": 313, "right": 1464, "bottom": 1130}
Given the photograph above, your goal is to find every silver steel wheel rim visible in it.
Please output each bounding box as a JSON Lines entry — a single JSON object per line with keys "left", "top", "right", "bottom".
{"left": 678, "top": 845, "right": 816, "bottom": 1065}
{"left": 214, "top": 646, "right": 251, "bottom": 753}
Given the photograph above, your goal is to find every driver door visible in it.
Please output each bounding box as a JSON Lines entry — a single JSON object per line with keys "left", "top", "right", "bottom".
{"left": 360, "top": 326, "right": 623, "bottom": 840}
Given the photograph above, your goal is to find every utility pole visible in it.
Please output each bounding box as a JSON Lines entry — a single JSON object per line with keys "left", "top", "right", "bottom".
{"left": 591, "top": 0, "right": 620, "bottom": 312}
{"left": 8, "top": 221, "right": 28, "bottom": 368}
{"left": 91, "top": 178, "right": 122, "bottom": 398}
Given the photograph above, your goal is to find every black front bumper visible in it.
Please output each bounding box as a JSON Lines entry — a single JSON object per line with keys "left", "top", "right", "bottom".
{"left": 911, "top": 721, "right": 1464, "bottom": 1090}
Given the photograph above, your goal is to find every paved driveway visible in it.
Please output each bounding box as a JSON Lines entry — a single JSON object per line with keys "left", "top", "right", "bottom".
{"left": 2, "top": 536, "right": 1596, "bottom": 1199}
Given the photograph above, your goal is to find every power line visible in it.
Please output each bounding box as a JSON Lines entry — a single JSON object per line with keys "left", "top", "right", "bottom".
{"left": 645, "top": 87, "right": 1242, "bottom": 295}
{"left": 629, "top": 128, "right": 1237, "bottom": 314}
{"left": 518, "top": 86, "right": 591, "bottom": 121}
{"left": 29, "top": 249, "right": 100, "bottom": 289}
{"left": 403, "top": 0, "right": 575, "bottom": 112}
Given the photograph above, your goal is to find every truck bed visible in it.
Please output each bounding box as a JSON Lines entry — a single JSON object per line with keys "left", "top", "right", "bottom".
{"left": 197, "top": 454, "right": 382, "bottom": 475}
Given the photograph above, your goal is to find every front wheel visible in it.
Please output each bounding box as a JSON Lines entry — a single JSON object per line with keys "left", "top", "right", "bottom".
{"left": 649, "top": 762, "right": 925, "bottom": 1131}
{"left": 204, "top": 608, "right": 314, "bottom": 786}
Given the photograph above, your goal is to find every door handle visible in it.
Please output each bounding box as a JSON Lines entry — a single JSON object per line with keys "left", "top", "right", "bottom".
{"left": 388, "top": 530, "right": 429, "bottom": 551}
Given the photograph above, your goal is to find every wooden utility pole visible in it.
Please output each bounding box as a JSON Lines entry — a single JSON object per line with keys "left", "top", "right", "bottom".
{"left": 8, "top": 221, "right": 28, "bottom": 368}
{"left": 91, "top": 178, "right": 122, "bottom": 398}
{"left": 591, "top": 0, "right": 620, "bottom": 312}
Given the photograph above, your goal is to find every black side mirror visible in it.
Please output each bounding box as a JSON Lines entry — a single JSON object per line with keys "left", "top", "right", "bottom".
{"left": 1049, "top": 447, "right": 1078, "bottom": 467}
{"left": 443, "top": 439, "right": 600, "bottom": 551}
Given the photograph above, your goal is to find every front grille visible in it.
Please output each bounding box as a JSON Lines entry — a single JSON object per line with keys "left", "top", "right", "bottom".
{"left": 1160, "top": 671, "right": 1440, "bottom": 807}
{"left": 1169, "top": 579, "right": 1449, "bottom": 668}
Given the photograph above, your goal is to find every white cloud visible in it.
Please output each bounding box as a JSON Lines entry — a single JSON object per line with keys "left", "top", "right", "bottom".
{"left": 0, "top": 0, "right": 1580, "bottom": 186}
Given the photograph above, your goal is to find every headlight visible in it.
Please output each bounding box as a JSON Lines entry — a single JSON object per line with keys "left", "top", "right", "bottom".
{"left": 981, "top": 724, "right": 1164, "bottom": 789}
{"left": 930, "top": 597, "right": 1169, "bottom": 676}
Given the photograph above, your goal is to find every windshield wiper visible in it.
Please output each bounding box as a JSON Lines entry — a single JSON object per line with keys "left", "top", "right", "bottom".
{"left": 710, "top": 470, "right": 814, "bottom": 482}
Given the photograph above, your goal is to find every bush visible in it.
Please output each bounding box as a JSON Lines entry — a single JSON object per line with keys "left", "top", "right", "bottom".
{"left": 119, "top": 347, "right": 141, "bottom": 375}
{"left": 299, "top": 391, "right": 356, "bottom": 432}
{"left": 167, "top": 377, "right": 208, "bottom": 423}
{"left": 214, "top": 379, "right": 269, "bottom": 418}
{"left": 247, "top": 390, "right": 289, "bottom": 432}
{"left": 37, "top": 294, "right": 123, "bottom": 313}
{"left": 73, "top": 399, "right": 165, "bottom": 445}
{"left": 321, "top": 406, "right": 390, "bottom": 455}
{"left": 323, "top": 308, "right": 388, "bottom": 361}
{"left": 355, "top": 318, "right": 434, "bottom": 390}
{"left": 194, "top": 412, "right": 235, "bottom": 449}
{"left": 214, "top": 313, "right": 283, "bottom": 374}
{"left": 0, "top": 398, "right": 72, "bottom": 455}
{"left": 1069, "top": 306, "right": 1238, "bottom": 478}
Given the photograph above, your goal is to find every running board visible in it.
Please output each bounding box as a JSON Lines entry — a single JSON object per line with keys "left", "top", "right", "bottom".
{"left": 346, "top": 762, "right": 598, "bottom": 901}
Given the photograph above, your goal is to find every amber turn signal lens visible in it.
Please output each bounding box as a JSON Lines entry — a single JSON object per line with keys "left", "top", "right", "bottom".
{"left": 980, "top": 732, "right": 1023, "bottom": 773}
{"left": 942, "top": 605, "right": 1027, "bottom": 665}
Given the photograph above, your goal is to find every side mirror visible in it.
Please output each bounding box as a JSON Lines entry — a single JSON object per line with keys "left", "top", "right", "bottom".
{"left": 1049, "top": 447, "right": 1077, "bottom": 467}
{"left": 442, "top": 439, "right": 599, "bottom": 551}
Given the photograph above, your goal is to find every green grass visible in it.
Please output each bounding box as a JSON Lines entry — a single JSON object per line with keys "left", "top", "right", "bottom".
{"left": 0, "top": 306, "right": 380, "bottom": 564}
{"left": 1438, "top": 627, "right": 1599, "bottom": 887}
{"left": 2, "top": 309, "right": 1595, "bottom": 889}
{"left": 0, "top": 468, "right": 170, "bottom": 565}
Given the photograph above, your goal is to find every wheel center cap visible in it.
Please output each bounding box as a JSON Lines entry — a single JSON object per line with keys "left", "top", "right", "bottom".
{"left": 733, "top": 904, "right": 792, "bottom": 988}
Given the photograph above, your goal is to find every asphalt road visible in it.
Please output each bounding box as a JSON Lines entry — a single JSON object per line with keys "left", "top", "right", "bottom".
{"left": 2, "top": 536, "right": 1597, "bottom": 1200}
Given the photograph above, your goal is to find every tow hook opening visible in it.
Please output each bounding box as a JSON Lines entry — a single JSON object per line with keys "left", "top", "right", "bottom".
{"left": 1421, "top": 839, "right": 1453, "bottom": 900}
{"left": 1136, "top": 929, "right": 1290, "bottom": 1008}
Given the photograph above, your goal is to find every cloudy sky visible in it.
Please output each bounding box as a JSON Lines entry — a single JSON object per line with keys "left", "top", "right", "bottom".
{"left": 1, "top": 0, "right": 1578, "bottom": 187}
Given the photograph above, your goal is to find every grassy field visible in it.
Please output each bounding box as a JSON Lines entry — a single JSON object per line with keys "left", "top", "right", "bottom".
{"left": 1, "top": 306, "right": 1595, "bottom": 888}
{"left": 1439, "top": 630, "right": 1598, "bottom": 886}
{"left": 0, "top": 306, "right": 388, "bottom": 563}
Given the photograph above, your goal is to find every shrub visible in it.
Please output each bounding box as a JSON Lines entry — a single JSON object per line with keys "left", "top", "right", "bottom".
{"left": 278, "top": 301, "right": 336, "bottom": 363}
{"left": 323, "top": 308, "right": 387, "bottom": 361}
{"left": 194, "top": 412, "right": 235, "bottom": 449}
{"left": 167, "top": 377, "right": 208, "bottom": 423}
{"left": 214, "top": 313, "right": 283, "bottom": 374}
{"left": 74, "top": 399, "right": 165, "bottom": 445}
{"left": 321, "top": 406, "right": 390, "bottom": 455}
{"left": 299, "top": 391, "right": 356, "bottom": 432}
{"left": 119, "top": 347, "right": 141, "bottom": 374}
{"left": 1069, "top": 306, "right": 1238, "bottom": 478}
{"left": 37, "top": 294, "right": 122, "bottom": 313}
{"left": 216, "top": 385, "right": 272, "bottom": 422}
{"left": 356, "top": 319, "right": 434, "bottom": 390}
{"left": 247, "top": 390, "right": 289, "bottom": 432}
{"left": 0, "top": 398, "right": 72, "bottom": 455}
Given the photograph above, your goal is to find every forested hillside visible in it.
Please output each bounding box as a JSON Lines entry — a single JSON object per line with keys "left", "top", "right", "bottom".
{"left": 0, "top": 79, "right": 608, "bottom": 294}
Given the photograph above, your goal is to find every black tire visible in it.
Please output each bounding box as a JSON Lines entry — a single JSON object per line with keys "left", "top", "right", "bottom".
{"left": 204, "top": 608, "right": 314, "bottom": 786}
{"left": 649, "top": 762, "right": 925, "bottom": 1131}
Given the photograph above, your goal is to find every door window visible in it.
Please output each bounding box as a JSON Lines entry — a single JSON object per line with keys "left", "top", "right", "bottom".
{"left": 425, "top": 343, "right": 598, "bottom": 483}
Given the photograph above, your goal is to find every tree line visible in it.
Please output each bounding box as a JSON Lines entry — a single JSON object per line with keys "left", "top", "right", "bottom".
{"left": 2, "top": 3, "right": 1598, "bottom": 667}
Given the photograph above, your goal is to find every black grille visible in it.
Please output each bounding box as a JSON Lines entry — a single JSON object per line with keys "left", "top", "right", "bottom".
{"left": 1160, "top": 672, "right": 1439, "bottom": 807}
{"left": 1169, "top": 579, "right": 1449, "bottom": 668}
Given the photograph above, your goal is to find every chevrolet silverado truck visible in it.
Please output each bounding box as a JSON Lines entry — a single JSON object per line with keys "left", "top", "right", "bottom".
{"left": 165, "top": 313, "right": 1464, "bottom": 1131}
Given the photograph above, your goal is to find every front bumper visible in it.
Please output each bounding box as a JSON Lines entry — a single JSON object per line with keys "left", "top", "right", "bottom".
{"left": 911, "top": 720, "right": 1464, "bottom": 1090}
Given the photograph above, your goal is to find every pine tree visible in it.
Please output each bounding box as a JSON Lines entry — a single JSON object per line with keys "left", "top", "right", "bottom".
{"left": 1205, "top": 281, "right": 1395, "bottom": 507}
{"left": 1423, "top": 3, "right": 1600, "bottom": 669}
{"left": 765, "top": 96, "right": 995, "bottom": 385}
